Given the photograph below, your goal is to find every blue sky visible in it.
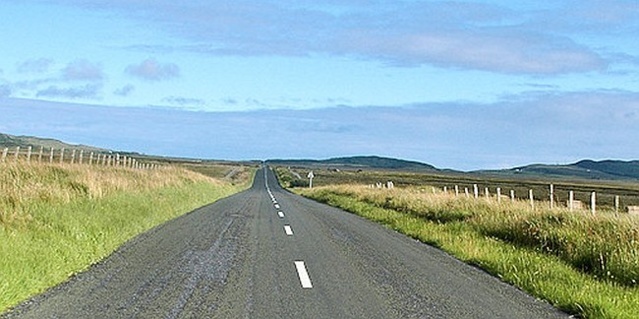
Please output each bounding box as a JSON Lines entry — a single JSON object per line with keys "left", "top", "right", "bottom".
{"left": 1, "top": 0, "right": 638, "bottom": 170}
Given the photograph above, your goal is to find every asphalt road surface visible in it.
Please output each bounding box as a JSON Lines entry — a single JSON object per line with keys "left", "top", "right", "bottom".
{"left": 2, "top": 167, "right": 569, "bottom": 318}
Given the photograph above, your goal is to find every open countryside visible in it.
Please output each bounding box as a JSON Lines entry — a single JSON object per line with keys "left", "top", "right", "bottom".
{"left": 1, "top": 1, "right": 639, "bottom": 318}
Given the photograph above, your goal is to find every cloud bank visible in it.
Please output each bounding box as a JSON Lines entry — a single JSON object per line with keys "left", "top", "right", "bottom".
{"left": 2, "top": 89, "right": 637, "bottom": 170}
{"left": 39, "top": 0, "right": 637, "bottom": 75}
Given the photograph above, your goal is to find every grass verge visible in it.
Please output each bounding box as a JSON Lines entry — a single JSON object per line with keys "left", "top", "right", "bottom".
{"left": 0, "top": 162, "right": 253, "bottom": 312}
{"left": 298, "top": 186, "right": 639, "bottom": 319}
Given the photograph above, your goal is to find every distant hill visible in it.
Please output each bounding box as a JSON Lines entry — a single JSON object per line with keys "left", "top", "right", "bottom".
{"left": 492, "top": 160, "right": 639, "bottom": 180}
{"left": 267, "top": 156, "right": 438, "bottom": 171}
{"left": 0, "top": 132, "right": 109, "bottom": 153}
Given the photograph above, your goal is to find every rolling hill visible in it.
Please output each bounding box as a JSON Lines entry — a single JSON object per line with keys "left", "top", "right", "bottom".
{"left": 495, "top": 160, "right": 639, "bottom": 180}
{"left": 0, "top": 132, "right": 108, "bottom": 153}
{"left": 267, "top": 156, "right": 438, "bottom": 171}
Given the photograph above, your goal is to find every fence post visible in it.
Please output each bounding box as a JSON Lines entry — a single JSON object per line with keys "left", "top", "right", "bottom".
{"left": 79, "top": 150, "right": 84, "bottom": 164}
{"left": 455, "top": 185, "right": 459, "bottom": 197}
{"left": 549, "top": 184, "right": 554, "bottom": 209}
{"left": 26, "top": 146, "right": 32, "bottom": 163}
{"left": 2, "top": 147, "right": 8, "bottom": 162}
{"left": 14, "top": 146, "right": 20, "bottom": 161}
{"left": 60, "top": 148, "right": 65, "bottom": 164}
{"left": 38, "top": 146, "right": 44, "bottom": 163}
{"left": 71, "top": 149, "right": 76, "bottom": 164}
{"left": 529, "top": 189, "right": 534, "bottom": 209}
{"left": 89, "top": 152, "right": 94, "bottom": 165}
{"left": 473, "top": 184, "right": 479, "bottom": 199}
{"left": 464, "top": 187, "right": 469, "bottom": 198}
{"left": 497, "top": 187, "right": 501, "bottom": 203}
{"left": 49, "top": 148, "right": 54, "bottom": 163}
{"left": 591, "top": 192, "right": 596, "bottom": 214}
{"left": 510, "top": 190, "right": 515, "bottom": 202}
{"left": 615, "top": 195, "right": 620, "bottom": 213}
{"left": 485, "top": 187, "right": 490, "bottom": 199}
{"left": 569, "top": 191, "right": 574, "bottom": 211}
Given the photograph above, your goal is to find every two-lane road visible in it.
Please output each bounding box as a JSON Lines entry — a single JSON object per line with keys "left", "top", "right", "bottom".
{"left": 3, "top": 167, "right": 568, "bottom": 318}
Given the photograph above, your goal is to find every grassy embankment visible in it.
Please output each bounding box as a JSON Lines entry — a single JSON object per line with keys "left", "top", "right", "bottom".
{"left": 0, "top": 161, "right": 254, "bottom": 312}
{"left": 297, "top": 184, "right": 639, "bottom": 319}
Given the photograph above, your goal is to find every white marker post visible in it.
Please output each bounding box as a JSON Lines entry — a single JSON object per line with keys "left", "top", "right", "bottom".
{"left": 307, "top": 171, "right": 315, "bottom": 189}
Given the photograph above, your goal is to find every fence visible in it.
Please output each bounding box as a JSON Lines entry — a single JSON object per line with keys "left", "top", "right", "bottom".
{"left": 1, "top": 146, "right": 159, "bottom": 170}
{"left": 372, "top": 181, "right": 638, "bottom": 215}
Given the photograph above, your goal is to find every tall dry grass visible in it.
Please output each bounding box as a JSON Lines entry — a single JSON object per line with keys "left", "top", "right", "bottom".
{"left": 300, "top": 185, "right": 639, "bottom": 318}
{"left": 308, "top": 184, "right": 639, "bottom": 287}
{"left": 0, "top": 160, "right": 252, "bottom": 312}
{"left": 0, "top": 161, "right": 219, "bottom": 227}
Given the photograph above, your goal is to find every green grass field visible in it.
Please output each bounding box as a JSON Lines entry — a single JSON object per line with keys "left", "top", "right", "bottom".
{"left": 280, "top": 167, "right": 639, "bottom": 319}
{"left": 0, "top": 161, "right": 254, "bottom": 312}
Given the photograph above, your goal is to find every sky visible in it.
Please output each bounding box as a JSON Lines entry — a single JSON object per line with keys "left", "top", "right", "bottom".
{"left": 0, "top": 0, "right": 638, "bottom": 170}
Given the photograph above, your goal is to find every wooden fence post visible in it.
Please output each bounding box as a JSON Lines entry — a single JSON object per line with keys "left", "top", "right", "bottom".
{"left": 26, "top": 146, "right": 32, "bottom": 163}
{"left": 510, "top": 190, "right": 515, "bottom": 202}
{"left": 14, "top": 146, "right": 20, "bottom": 161}
{"left": 529, "top": 189, "right": 534, "bottom": 209}
{"left": 455, "top": 185, "right": 459, "bottom": 197}
{"left": 60, "top": 148, "right": 65, "bottom": 164}
{"left": 38, "top": 146, "right": 44, "bottom": 163}
{"left": 89, "top": 152, "right": 94, "bottom": 165}
{"left": 49, "top": 148, "right": 54, "bottom": 163}
{"left": 591, "top": 192, "right": 596, "bottom": 214}
{"left": 569, "top": 191, "right": 574, "bottom": 211}
{"left": 2, "top": 147, "right": 8, "bottom": 162}
{"left": 485, "top": 187, "right": 490, "bottom": 199}
{"left": 473, "top": 184, "right": 479, "bottom": 199}
{"left": 71, "top": 149, "right": 76, "bottom": 164}
{"left": 79, "top": 150, "right": 84, "bottom": 164}
{"left": 464, "top": 187, "right": 469, "bottom": 198}
{"left": 615, "top": 195, "right": 620, "bottom": 213}
{"left": 497, "top": 187, "right": 501, "bottom": 203}
{"left": 549, "top": 184, "right": 554, "bottom": 209}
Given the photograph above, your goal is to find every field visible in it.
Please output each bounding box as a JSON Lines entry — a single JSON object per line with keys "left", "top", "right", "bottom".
{"left": 0, "top": 160, "right": 255, "bottom": 312}
{"left": 277, "top": 167, "right": 639, "bottom": 319}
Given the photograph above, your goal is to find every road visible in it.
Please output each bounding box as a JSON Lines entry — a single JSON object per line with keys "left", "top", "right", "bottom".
{"left": 2, "top": 166, "right": 569, "bottom": 318}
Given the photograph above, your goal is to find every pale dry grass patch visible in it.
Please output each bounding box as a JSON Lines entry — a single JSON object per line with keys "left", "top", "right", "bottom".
{"left": 0, "top": 162, "right": 220, "bottom": 227}
{"left": 300, "top": 185, "right": 639, "bottom": 318}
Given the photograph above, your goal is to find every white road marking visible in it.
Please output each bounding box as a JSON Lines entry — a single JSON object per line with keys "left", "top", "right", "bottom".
{"left": 294, "top": 261, "right": 313, "bottom": 288}
{"left": 284, "top": 225, "right": 293, "bottom": 236}
{"left": 278, "top": 211, "right": 284, "bottom": 218}
{"left": 274, "top": 204, "right": 280, "bottom": 209}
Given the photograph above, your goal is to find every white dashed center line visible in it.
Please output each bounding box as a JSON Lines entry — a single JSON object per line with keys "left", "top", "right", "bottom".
{"left": 284, "top": 225, "right": 293, "bottom": 236}
{"left": 274, "top": 204, "right": 280, "bottom": 209}
{"left": 278, "top": 211, "right": 284, "bottom": 218}
{"left": 294, "top": 261, "right": 313, "bottom": 288}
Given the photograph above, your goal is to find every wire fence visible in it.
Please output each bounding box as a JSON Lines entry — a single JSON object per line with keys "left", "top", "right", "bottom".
{"left": 1, "top": 146, "right": 159, "bottom": 170}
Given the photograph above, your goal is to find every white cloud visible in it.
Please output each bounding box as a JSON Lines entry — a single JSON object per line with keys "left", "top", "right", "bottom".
{"left": 3, "top": 90, "right": 638, "bottom": 170}
{"left": 125, "top": 58, "right": 179, "bottom": 81}
{"left": 162, "top": 96, "right": 205, "bottom": 106}
{"left": 113, "top": 84, "right": 135, "bottom": 96}
{"left": 40, "top": 0, "right": 616, "bottom": 75}
{"left": 62, "top": 59, "right": 104, "bottom": 81}
{"left": 36, "top": 84, "right": 102, "bottom": 99}
{"left": 17, "top": 58, "right": 54, "bottom": 74}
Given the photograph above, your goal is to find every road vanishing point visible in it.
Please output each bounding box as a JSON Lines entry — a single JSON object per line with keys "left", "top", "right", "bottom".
{"left": 2, "top": 167, "right": 569, "bottom": 318}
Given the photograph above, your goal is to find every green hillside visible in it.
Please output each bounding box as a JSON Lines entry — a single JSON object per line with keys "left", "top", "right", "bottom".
{"left": 0, "top": 133, "right": 107, "bottom": 153}
{"left": 267, "top": 156, "right": 438, "bottom": 171}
